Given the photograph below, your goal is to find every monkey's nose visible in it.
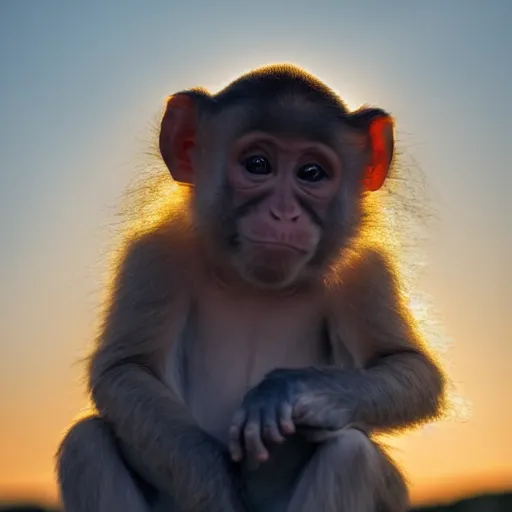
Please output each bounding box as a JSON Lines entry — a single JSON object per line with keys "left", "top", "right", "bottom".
{"left": 269, "top": 207, "right": 300, "bottom": 222}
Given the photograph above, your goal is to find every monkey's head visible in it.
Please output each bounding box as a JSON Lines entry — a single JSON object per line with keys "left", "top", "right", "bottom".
{"left": 159, "top": 64, "right": 394, "bottom": 290}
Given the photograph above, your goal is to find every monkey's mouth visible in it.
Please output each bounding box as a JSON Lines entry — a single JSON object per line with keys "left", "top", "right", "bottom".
{"left": 241, "top": 236, "right": 309, "bottom": 255}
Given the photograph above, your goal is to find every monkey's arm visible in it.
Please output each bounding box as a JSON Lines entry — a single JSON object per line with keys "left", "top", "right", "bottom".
{"left": 89, "top": 233, "right": 244, "bottom": 512}
{"left": 294, "top": 247, "right": 446, "bottom": 434}
{"left": 230, "top": 248, "right": 446, "bottom": 464}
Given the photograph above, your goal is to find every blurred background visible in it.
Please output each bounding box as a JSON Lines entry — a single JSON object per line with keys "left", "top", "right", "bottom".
{"left": 0, "top": 1, "right": 510, "bottom": 510}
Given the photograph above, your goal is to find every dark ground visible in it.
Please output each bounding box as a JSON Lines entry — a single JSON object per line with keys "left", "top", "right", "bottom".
{"left": 1, "top": 492, "right": 511, "bottom": 512}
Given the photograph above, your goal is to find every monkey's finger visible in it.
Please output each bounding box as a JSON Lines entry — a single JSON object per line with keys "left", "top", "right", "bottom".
{"left": 277, "top": 402, "right": 295, "bottom": 435}
{"left": 228, "top": 409, "right": 247, "bottom": 462}
{"left": 262, "top": 407, "right": 285, "bottom": 444}
{"left": 244, "top": 409, "right": 268, "bottom": 468}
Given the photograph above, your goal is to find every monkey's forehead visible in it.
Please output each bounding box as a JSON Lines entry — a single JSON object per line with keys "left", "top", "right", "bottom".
{"left": 247, "top": 108, "right": 340, "bottom": 146}
{"left": 207, "top": 102, "right": 357, "bottom": 148}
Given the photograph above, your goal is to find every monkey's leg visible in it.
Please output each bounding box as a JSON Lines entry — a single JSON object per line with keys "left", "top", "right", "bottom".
{"left": 286, "top": 428, "right": 408, "bottom": 512}
{"left": 57, "top": 415, "right": 154, "bottom": 512}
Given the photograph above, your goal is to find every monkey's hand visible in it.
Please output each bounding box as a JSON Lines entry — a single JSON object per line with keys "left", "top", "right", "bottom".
{"left": 228, "top": 371, "right": 298, "bottom": 469}
{"left": 228, "top": 368, "right": 355, "bottom": 468}
{"left": 292, "top": 390, "right": 356, "bottom": 442}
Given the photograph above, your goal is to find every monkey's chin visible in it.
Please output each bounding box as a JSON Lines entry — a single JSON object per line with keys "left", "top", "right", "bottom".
{"left": 235, "top": 243, "right": 311, "bottom": 290}
{"left": 243, "top": 264, "right": 300, "bottom": 290}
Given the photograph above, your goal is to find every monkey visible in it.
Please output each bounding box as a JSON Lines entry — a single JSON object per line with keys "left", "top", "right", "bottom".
{"left": 56, "top": 64, "right": 446, "bottom": 512}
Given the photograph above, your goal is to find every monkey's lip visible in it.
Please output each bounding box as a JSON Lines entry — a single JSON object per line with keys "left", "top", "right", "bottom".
{"left": 241, "top": 237, "right": 309, "bottom": 254}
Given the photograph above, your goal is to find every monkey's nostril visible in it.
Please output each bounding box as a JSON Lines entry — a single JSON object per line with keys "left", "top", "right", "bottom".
{"left": 269, "top": 209, "right": 282, "bottom": 221}
{"left": 270, "top": 208, "right": 300, "bottom": 222}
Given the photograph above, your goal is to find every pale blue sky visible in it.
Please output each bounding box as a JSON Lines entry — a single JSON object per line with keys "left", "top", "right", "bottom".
{"left": 0, "top": 0, "right": 510, "bottom": 501}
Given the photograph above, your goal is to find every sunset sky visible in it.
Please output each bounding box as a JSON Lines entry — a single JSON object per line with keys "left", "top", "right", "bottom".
{"left": 0, "top": 1, "right": 510, "bottom": 506}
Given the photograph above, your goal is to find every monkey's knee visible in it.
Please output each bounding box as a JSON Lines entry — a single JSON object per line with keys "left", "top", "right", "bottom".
{"left": 58, "top": 416, "right": 97, "bottom": 471}
{"left": 323, "top": 428, "right": 408, "bottom": 511}
{"left": 288, "top": 429, "right": 383, "bottom": 512}
{"left": 57, "top": 415, "right": 151, "bottom": 512}
{"left": 321, "top": 427, "right": 376, "bottom": 465}
{"left": 57, "top": 414, "right": 140, "bottom": 485}
{"left": 57, "top": 416, "right": 107, "bottom": 508}
{"left": 57, "top": 415, "right": 111, "bottom": 478}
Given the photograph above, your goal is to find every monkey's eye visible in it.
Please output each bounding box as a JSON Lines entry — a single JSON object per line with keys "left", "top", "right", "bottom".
{"left": 297, "top": 163, "right": 327, "bottom": 182}
{"left": 244, "top": 155, "right": 271, "bottom": 175}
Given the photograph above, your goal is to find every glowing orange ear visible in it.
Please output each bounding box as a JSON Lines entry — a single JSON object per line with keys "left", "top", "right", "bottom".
{"left": 159, "top": 94, "right": 197, "bottom": 184}
{"left": 362, "top": 116, "right": 394, "bottom": 192}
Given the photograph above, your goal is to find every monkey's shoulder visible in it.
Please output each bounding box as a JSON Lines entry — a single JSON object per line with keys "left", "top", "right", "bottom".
{"left": 116, "top": 228, "right": 199, "bottom": 294}
{"left": 327, "top": 246, "right": 399, "bottom": 296}
{"left": 321, "top": 246, "right": 407, "bottom": 330}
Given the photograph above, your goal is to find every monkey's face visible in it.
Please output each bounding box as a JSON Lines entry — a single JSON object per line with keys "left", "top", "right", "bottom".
{"left": 220, "top": 131, "right": 343, "bottom": 288}
{"left": 159, "top": 76, "right": 394, "bottom": 290}
{"left": 190, "top": 104, "right": 376, "bottom": 290}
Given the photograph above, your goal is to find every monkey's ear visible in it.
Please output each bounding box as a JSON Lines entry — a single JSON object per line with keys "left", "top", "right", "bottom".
{"left": 361, "top": 115, "right": 394, "bottom": 192}
{"left": 159, "top": 94, "right": 197, "bottom": 184}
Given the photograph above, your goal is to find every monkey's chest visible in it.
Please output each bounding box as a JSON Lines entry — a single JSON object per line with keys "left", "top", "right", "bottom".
{"left": 180, "top": 291, "right": 330, "bottom": 443}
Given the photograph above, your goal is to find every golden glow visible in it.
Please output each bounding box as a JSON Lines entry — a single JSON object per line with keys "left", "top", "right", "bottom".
{"left": 1, "top": 161, "right": 509, "bottom": 509}
{"left": 1, "top": 55, "right": 509, "bottom": 509}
